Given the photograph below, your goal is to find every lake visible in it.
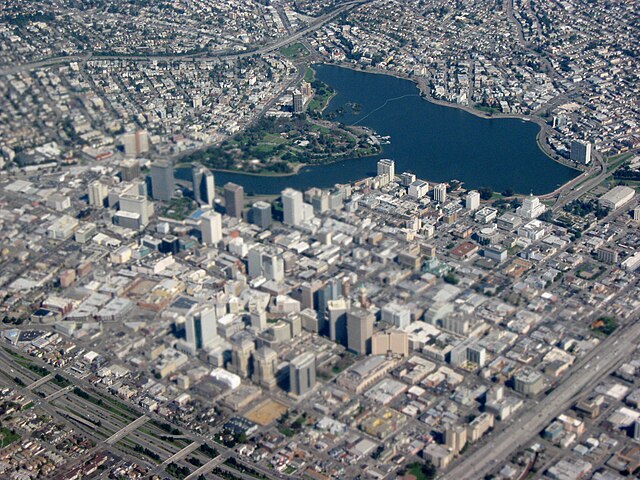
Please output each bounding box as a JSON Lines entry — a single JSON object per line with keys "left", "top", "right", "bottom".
{"left": 213, "top": 64, "right": 578, "bottom": 195}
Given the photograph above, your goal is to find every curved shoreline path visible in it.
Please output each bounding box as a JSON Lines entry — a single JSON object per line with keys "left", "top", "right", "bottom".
{"left": 214, "top": 64, "right": 578, "bottom": 195}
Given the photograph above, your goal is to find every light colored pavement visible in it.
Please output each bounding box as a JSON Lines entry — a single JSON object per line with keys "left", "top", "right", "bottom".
{"left": 444, "top": 313, "right": 640, "bottom": 480}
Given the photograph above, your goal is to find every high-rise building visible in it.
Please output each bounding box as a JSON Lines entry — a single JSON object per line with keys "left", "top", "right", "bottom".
{"left": 292, "top": 90, "right": 304, "bottom": 113}
{"left": 191, "top": 164, "right": 215, "bottom": 206}
{"left": 347, "top": 308, "right": 374, "bottom": 355}
{"left": 121, "top": 130, "right": 150, "bottom": 157}
{"left": 465, "top": 190, "right": 480, "bottom": 211}
{"left": 570, "top": 140, "right": 592, "bottom": 165}
{"left": 200, "top": 211, "right": 222, "bottom": 245}
{"left": 401, "top": 172, "right": 416, "bottom": 186}
{"left": 289, "top": 352, "right": 316, "bottom": 396}
{"left": 282, "top": 188, "right": 304, "bottom": 226}
{"left": 377, "top": 159, "right": 395, "bottom": 182}
{"left": 249, "top": 201, "right": 272, "bottom": 229}
{"left": 230, "top": 336, "right": 255, "bottom": 379}
{"left": 327, "top": 298, "right": 348, "bottom": 346}
{"left": 381, "top": 302, "right": 411, "bottom": 329}
{"left": 224, "top": 182, "right": 244, "bottom": 218}
{"left": 252, "top": 347, "right": 278, "bottom": 389}
{"left": 185, "top": 306, "right": 217, "bottom": 350}
{"left": 120, "top": 159, "right": 141, "bottom": 181}
{"left": 119, "top": 193, "right": 150, "bottom": 227}
{"left": 150, "top": 160, "right": 175, "bottom": 201}
{"left": 247, "top": 247, "right": 284, "bottom": 282}
{"left": 433, "top": 183, "right": 447, "bottom": 203}
{"left": 88, "top": 181, "right": 109, "bottom": 207}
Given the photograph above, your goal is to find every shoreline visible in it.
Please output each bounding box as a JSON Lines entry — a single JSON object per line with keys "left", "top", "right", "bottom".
{"left": 329, "top": 61, "right": 583, "bottom": 174}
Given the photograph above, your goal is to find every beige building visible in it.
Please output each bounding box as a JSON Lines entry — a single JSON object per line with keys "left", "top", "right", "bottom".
{"left": 371, "top": 331, "right": 409, "bottom": 357}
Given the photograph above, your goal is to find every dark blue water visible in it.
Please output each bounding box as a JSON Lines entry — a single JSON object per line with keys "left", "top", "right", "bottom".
{"left": 213, "top": 64, "right": 577, "bottom": 195}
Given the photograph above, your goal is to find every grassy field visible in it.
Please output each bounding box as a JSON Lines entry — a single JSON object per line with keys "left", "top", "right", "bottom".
{"left": 280, "top": 42, "right": 309, "bottom": 59}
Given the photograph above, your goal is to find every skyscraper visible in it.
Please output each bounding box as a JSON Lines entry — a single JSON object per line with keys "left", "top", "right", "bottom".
{"left": 150, "top": 160, "right": 175, "bottom": 201}
{"left": 224, "top": 182, "right": 244, "bottom": 218}
{"left": 192, "top": 164, "right": 215, "bottom": 206}
{"left": 200, "top": 210, "right": 222, "bottom": 245}
{"left": 433, "top": 183, "right": 447, "bottom": 203}
{"left": 88, "top": 181, "right": 108, "bottom": 207}
{"left": 121, "top": 130, "right": 150, "bottom": 157}
{"left": 570, "top": 140, "right": 592, "bottom": 165}
{"left": 252, "top": 347, "right": 278, "bottom": 389}
{"left": 120, "top": 159, "right": 141, "bottom": 182}
{"left": 289, "top": 351, "right": 316, "bottom": 396}
{"left": 347, "top": 307, "right": 374, "bottom": 355}
{"left": 230, "top": 336, "right": 255, "bottom": 379}
{"left": 249, "top": 201, "right": 272, "bottom": 229}
{"left": 377, "top": 159, "right": 395, "bottom": 182}
{"left": 292, "top": 90, "right": 304, "bottom": 113}
{"left": 327, "top": 298, "right": 348, "bottom": 346}
{"left": 185, "top": 306, "right": 218, "bottom": 350}
{"left": 282, "top": 188, "right": 304, "bottom": 226}
{"left": 465, "top": 190, "right": 480, "bottom": 211}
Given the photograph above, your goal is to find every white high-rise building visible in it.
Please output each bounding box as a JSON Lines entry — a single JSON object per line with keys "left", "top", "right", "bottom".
{"left": 465, "top": 190, "right": 480, "bottom": 211}
{"left": 122, "top": 130, "right": 150, "bottom": 157}
{"left": 433, "top": 183, "right": 447, "bottom": 203}
{"left": 377, "top": 159, "right": 395, "bottom": 182}
{"left": 282, "top": 188, "right": 304, "bottom": 226}
{"left": 247, "top": 247, "right": 284, "bottom": 282}
{"left": 119, "top": 193, "right": 150, "bottom": 226}
{"left": 200, "top": 211, "right": 222, "bottom": 245}
{"left": 88, "top": 181, "right": 109, "bottom": 207}
{"left": 516, "top": 194, "right": 546, "bottom": 219}
{"left": 381, "top": 302, "right": 411, "bottom": 329}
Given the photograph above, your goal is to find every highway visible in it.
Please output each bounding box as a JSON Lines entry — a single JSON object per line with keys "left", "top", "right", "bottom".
{"left": 444, "top": 308, "right": 640, "bottom": 480}
{"left": 0, "top": 0, "right": 369, "bottom": 76}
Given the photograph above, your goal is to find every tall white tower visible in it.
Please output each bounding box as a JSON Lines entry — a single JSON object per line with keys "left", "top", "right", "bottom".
{"left": 282, "top": 188, "right": 304, "bottom": 226}
{"left": 200, "top": 211, "right": 222, "bottom": 245}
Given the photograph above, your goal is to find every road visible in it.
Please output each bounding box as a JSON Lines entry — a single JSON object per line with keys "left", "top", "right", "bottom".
{"left": 444, "top": 308, "right": 640, "bottom": 480}
{"left": 105, "top": 415, "right": 149, "bottom": 445}
{"left": 0, "top": 0, "right": 369, "bottom": 76}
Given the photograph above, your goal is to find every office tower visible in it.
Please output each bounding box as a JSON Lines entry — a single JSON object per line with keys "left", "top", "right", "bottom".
{"left": 247, "top": 247, "right": 284, "bottom": 281}
{"left": 192, "top": 164, "right": 215, "bottom": 206}
{"left": 282, "top": 188, "right": 304, "bottom": 226}
{"left": 200, "top": 211, "right": 222, "bottom": 245}
{"left": 250, "top": 310, "right": 267, "bottom": 331}
{"left": 381, "top": 302, "right": 411, "bottom": 329}
{"left": 347, "top": 307, "right": 374, "bottom": 355}
{"left": 317, "top": 279, "right": 343, "bottom": 336}
{"left": 185, "top": 306, "right": 217, "bottom": 350}
{"left": 401, "top": 172, "right": 416, "bottom": 187}
{"left": 119, "top": 192, "right": 150, "bottom": 226}
{"left": 150, "top": 160, "right": 175, "bottom": 201}
{"left": 633, "top": 206, "right": 640, "bottom": 222}
{"left": 377, "top": 159, "right": 395, "bottom": 182}
{"left": 252, "top": 347, "right": 278, "bottom": 389}
{"left": 249, "top": 201, "right": 272, "bottom": 228}
{"left": 230, "top": 336, "right": 255, "bottom": 379}
{"left": 120, "top": 159, "right": 141, "bottom": 181}
{"left": 224, "top": 182, "right": 244, "bottom": 218}
{"left": 433, "top": 183, "right": 447, "bottom": 203}
{"left": 289, "top": 352, "right": 316, "bottom": 396}
{"left": 570, "top": 140, "right": 592, "bottom": 165}
{"left": 466, "top": 190, "right": 480, "bottom": 211}
{"left": 445, "top": 425, "right": 468, "bottom": 454}
{"left": 292, "top": 90, "right": 304, "bottom": 113}
{"left": 327, "top": 299, "right": 348, "bottom": 346}
{"left": 88, "top": 181, "right": 108, "bottom": 207}
{"left": 122, "top": 130, "right": 150, "bottom": 157}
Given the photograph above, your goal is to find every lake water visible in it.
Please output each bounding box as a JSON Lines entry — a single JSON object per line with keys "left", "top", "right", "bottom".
{"left": 213, "top": 64, "right": 577, "bottom": 195}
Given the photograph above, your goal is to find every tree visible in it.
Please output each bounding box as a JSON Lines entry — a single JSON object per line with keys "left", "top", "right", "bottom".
{"left": 478, "top": 186, "right": 493, "bottom": 200}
